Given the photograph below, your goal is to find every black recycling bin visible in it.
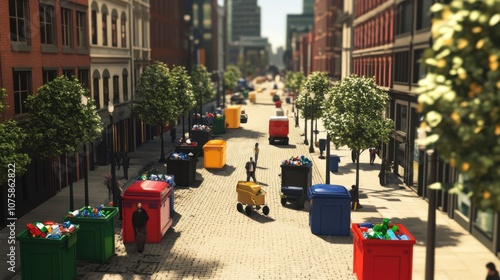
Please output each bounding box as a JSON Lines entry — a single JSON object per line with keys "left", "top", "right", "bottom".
{"left": 166, "top": 154, "right": 198, "bottom": 186}
{"left": 280, "top": 164, "right": 312, "bottom": 189}
{"left": 191, "top": 129, "right": 212, "bottom": 156}
{"left": 175, "top": 144, "right": 199, "bottom": 156}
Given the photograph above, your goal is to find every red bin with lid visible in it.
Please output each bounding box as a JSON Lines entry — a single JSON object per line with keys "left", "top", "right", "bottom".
{"left": 122, "top": 180, "right": 173, "bottom": 243}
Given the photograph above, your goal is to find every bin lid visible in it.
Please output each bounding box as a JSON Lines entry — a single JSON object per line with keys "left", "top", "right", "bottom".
{"left": 269, "top": 116, "right": 288, "bottom": 121}
{"left": 307, "top": 184, "right": 350, "bottom": 199}
{"left": 123, "top": 180, "right": 171, "bottom": 198}
{"left": 204, "top": 139, "right": 226, "bottom": 147}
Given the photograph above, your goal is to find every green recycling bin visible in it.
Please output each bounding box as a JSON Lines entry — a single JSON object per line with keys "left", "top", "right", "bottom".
{"left": 16, "top": 225, "right": 80, "bottom": 280}
{"left": 242, "top": 90, "right": 249, "bottom": 99}
{"left": 213, "top": 115, "right": 226, "bottom": 134}
{"left": 65, "top": 207, "right": 117, "bottom": 262}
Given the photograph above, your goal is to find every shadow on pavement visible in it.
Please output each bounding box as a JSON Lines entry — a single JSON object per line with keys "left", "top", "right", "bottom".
{"left": 272, "top": 144, "right": 297, "bottom": 149}
{"left": 205, "top": 164, "right": 236, "bottom": 176}
{"left": 316, "top": 234, "right": 353, "bottom": 245}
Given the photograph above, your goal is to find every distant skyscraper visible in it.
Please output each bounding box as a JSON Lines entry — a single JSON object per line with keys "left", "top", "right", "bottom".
{"left": 303, "top": 0, "right": 314, "bottom": 14}
{"left": 228, "top": 0, "right": 261, "bottom": 42}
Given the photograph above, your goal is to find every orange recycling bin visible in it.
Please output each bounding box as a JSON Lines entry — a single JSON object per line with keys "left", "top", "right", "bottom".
{"left": 224, "top": 105, "right": 241, "bottom": 128}
{"left": 352, "top": 223, "right": 416, "bottom": 280}
{"left": 249, "top": 92, "right": 256, "bottom": 103}
{"left": 203, "top": 139, "right": 227, "bottom": 169}
{"left": 122, "top": 180, "right": 173, "bottom": 243}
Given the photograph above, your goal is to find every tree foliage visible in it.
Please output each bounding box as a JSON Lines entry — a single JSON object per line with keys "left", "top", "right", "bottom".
{"left": 285, "top": 71, "right": 306, "bottom": 94}
{"left": 190, "top": 64, "right": 215, "bottom": 107}
{"left": 0, "top": 88, "right": 30, "bottom": 183}
{"left": 224, "top": 64, "right": 241, "bottom": 91}
{"left": 170, "top": 65, "right": 195, "bottom": 115}
{"left": 323, "top": 75, "right": 394, "bottom": 150}
{"left": 26, "top": 76, "right": 102, "bottom": 158}
{"left": 133, "top": 61, "right": 178, "bottom": 126}
{"left": 418, "top": 0, "right": 500, "bottom": 210}
{"left": 296, "top": 72, "right": 330, "bottom": 120}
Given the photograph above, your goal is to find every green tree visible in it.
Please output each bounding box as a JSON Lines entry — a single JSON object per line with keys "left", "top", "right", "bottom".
{"left": 0, "top": 88, "right": 30, "bottom": 184}
{"left": 190, "top": 64, "right": 214, "bottom": 119}
{"left": 134, "top": 61, "right": 178, "bottom": 162}
{"left": 26, "top": 76, "right": 102, "bottom": 157}
{"left": 418, "top": 1, "right": 500, "bottom": 210}
{"left": 323, "top": 75, "right": 394, "bottom": 206}
{"left": 223, "top": 64, "right": 241, "bottom": 92}
{"left": 170, "top": 65, "right": 195, "bottom": 137}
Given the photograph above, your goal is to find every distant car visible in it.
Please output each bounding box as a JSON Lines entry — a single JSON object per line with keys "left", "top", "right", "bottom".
{"left": 230, "top": 92, "right": 245, "bottom": 104}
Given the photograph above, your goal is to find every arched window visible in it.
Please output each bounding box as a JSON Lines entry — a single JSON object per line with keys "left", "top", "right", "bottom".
{"left": 121, "top": 11, "right": 127, "bottom": 48}
{"left": 111, "top": 9, "right": 118, "bottom": 47}
{"left": 91, "top": 2, "right": 99, "bottom": 45}
{"left": 101, "top": 4, "right": 108, "bottom": 46}
{"left": 92, "top": 69, "right": 101, "bottom": 109}
{"left": 122, "top": 68, "right": 129, "bottom": 101}
{"left": 102, "top": 69, "right": 110, "bottom": 104}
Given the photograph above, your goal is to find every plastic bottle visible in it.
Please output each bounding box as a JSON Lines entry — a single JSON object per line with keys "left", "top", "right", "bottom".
{"left": 398, "top": 234, "right": 410, "bottom": 240}
{"left": 359, "top": 222, "right": 374, "bottom": 228}
{"left": 71, "top": 210, "right": 80, "bottom": 217}
{"left": 386, "top": 229, "right": 398, "bottom": 240}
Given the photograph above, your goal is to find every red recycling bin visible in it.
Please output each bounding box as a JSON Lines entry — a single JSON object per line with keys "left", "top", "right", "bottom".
{"left": 122, "top": 180, "right": 173, "bottom": 243}
{"left": 275, "top": 100, "right": 282, "bottom": 108}
{"left": 352, "top": 223, "right": 416, "bottom": 280}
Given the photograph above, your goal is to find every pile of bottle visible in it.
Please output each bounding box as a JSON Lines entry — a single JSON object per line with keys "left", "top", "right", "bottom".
{"left": 282, "top": 155, "right": 313, "bottom": 167}
{"left": 66, "top": 205, "right": 110, "bottom": 219}
{"left": 358, "top": 218, "right": 410, "bottom": 240}
{"left": 169, "top": 152, "right": 190, "bottom": 160}
{"left": 26, "top": 221, "right": 77, "bottom": 239}
{"left": 192, "top": 124, "right": 211, "bottom": 131}
{"left": 137, "top": 173, "right": 175, "bottom": 187}
{"left": 180, "top": 138, "right": 198, "bottom": 146}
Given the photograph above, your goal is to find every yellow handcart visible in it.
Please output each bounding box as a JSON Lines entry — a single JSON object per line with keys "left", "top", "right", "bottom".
{"left": 236, "top": 181, "right": 270, "bottom": 216}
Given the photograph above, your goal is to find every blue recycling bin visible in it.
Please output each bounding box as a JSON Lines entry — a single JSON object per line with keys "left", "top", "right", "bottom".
{"left": 329, "top": 155, "right": 340, "bottom": 172}
{"left": 307, "top": 184, "right": 351, "bottom": 236}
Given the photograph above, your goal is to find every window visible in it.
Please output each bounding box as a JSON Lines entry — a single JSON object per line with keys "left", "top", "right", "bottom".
{"left": 40, "top": 4, "right": 55, "bottom": 45}
{"left": 122, "top": 73, "right": 128, "bottom": 101}
{"left": 13, "top": 70, "right": 31, "bottom": 115}
{"left": 9, "top": 0, "right": 29, "bottom": 43}
{"left": 76, "top": 12, "right": 86, "bottom": 48}
{"left": 42, "top": 69, "right": 57, "bottom": 84}
{"left": 396, "top": 103, "right": 407, "bottom": 132}
{"left": 112, "top": 75, "right": 119, "bottom": 103}
{"left": 121, "top": 18, "right": 126, "bottom": 47}
{"left": 63, "top": 68, "right": 74, "bottom": 78}
{"left": 103, "top": 77, "right": 109, "bottom": 104}
{"left": 78, "top": 68, "right": 89, "bottom": 89}
{"left": 61, "top": 8, "right": 71, "bottom": 47}
{"left": 102, "top": 12, "right": 107, "bottom": 46}
{"left": 395, "top": 2, "right": 412, "bottom": 36}
{"left": 93, "top": 77, "right": 100, "bottom": 109}
{"left": 394, "top": 51, "right": 410, "bottom": 83}
{"left": 475, "top": 209, "right": 494, "bottom": 239}
{"left": 112, "top": 16, "right": 117, "bottom": 47}
{"left": 413, "top": 49, "right": 426, "bottom": 84}
{"left": 416, "top": 0, "right": 432, "bottom": 30}
{"left": 91, "top": 10, "right": 97, "bottom": 44}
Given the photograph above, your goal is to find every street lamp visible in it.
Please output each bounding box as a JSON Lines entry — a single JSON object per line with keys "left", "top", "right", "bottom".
{"left": 184, "top": 14, "right": 192, "bottom": 73}
{"left": 108, "top": 101, "right": 119, "bottom": 207}
{"left": 303, "top": 90, "right": 308, "bottom": 145}
{"left": 221, "top": 71, "right": 225, "bottom": 108}
{"left": 418, "top": 125, "right": 437, "bottom": 280}
{"left": 309, "top": 92, "right": 315, "bottom": 153}
{"left": 198, "top": 81, "right": 203, "bottom": 124}
{"left": 213, "top": 71, "right": 220, "bottom": 108}
{"left": 81, "top": 95, "right": 90, "bottom": 206}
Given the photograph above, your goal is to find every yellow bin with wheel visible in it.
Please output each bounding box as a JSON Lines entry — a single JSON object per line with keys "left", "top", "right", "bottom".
{"left": 224, "top": 105, "right": 241, "bottom": 128}
{"left": 203, "top": 140, "right": 227, "bottom": 169}
{"left": 249, "top": 92, "right": 256, "bottom": 103}
{"left": 236, "top": 181, "right": 269, "bottom": 216}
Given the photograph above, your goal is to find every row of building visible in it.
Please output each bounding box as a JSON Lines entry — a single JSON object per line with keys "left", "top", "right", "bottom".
{"left": 288, "top": 0, "right": 499, "bottom": 256}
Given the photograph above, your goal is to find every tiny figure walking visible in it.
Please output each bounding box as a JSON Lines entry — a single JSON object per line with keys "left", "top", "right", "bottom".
{"left": 132, "top": 203, "right": 149, "bottom": 253}
{"left": 254, "top": 143, "right": 259, "bottom": 166}
{"left": 379, "top": 159, "right": 387, "bottom": 186}
{"left": 369, "top": 147, "right": 376, "bottom": 165}
{"left": 245, "top": 157, "right": 257, "bottom": 183}
{"left": 486, "top": 262, "right": 500, "bottom": 280}
{"left": 349, "top": 185, "right": 362, "bottom": 210}
{"left": 122, "top": 152, "right": 130, "bottom": 180}
{"left": 115, "top": 152, "right": 123, "bottom": 170}
{"left": 351, "top": 149, "right": 358, "bottom": 163}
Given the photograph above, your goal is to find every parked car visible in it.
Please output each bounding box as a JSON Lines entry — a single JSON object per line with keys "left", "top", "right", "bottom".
{"left": 230, "top": 92, "right": 245, "bottom": 104}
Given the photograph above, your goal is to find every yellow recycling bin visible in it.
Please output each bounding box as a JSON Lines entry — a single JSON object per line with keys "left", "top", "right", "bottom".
{"left": 236, "top": 181, "right": 269, "bottom": 216}
{"left": 203, "top": 140, "right": 227, "bottom": 169}
{"left": 249, "top": 92, "right": 256, "bottom": 103}
{"left": 224, "top": 105, "right": 241, "bottom": 128}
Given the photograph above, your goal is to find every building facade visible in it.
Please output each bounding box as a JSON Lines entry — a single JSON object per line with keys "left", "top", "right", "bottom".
{"left": 0, "top": 0, "right": 91, "bottom": 226}
{"left": 227, "top": 0, "right": 260, "bottom": 43}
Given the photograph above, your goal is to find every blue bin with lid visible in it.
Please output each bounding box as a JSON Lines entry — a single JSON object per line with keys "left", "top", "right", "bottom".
{"left": 307, "top": 184, "right": 351, "bottom": 236}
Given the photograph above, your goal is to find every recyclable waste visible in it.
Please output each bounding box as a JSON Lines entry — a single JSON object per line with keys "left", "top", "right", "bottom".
{"left": 358, "top": 218, "right": 410, "bottom": 240}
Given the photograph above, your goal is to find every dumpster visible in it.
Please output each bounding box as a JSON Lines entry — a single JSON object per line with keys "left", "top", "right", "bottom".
{"left": 275, "top": 108, "right": 284, "bottom": 116}
{"left": 16, "top": 225, "right": 80, "bottom": 280}
{"left": 224, "top": 105, "right": 241, "bottom": 128}
{"left": 213, "top": 115, "right": 226, "bottom": 134}
{"left": 175, "top": 144, "right": 199, "bottom": 157}
{"left": 236, "top": 181, "right": 269, "bottom": 216}
{"left": 307, "top": 184, "right": 351, "bottom": 235}
{"left": 286, "top": 97, "right": 291, "bottom": 104}
{"left": 352, "top": 223, "right": 416, "bottom": 280}
{"left": 64, "top": 207, "right": 117, "bottom": 262}
{"left": 330, "top": 155, "right": 341, "bottom": 172}
{"left": 269, "top": 116, "right": 289, "bottom": 145}
{"left": 191, "top": 129, "right": 212, "bottom": 155}
{"left": 281, "top": 163, "right": 312, "bottom": 189}
{"left": 249, "top": 92, "right": 256, "bottom": 103}
{"left": 166, "top": 153, "right": 197, "bottom": 186}
{"left": 122, "top": 180, "right": 173, "bottom": 243}
{"left": 280, "top": 186, "right": 308, "bottom": 209}
{"left": 136, "top": 173, "right": 175, "bottom": 213}
{"left": 203, "top": 139, "right": 227, "bottom": 169}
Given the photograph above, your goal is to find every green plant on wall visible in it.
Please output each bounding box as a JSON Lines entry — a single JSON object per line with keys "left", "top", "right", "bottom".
{"left": 418, "top": 0, "right": 500, "bottom": 210}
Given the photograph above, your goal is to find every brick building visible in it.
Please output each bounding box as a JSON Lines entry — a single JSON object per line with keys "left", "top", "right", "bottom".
{"left": 0, "top": 0, "right": 91, "bottom": 225}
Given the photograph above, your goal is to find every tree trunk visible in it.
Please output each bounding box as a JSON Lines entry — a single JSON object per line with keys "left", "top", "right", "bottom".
{"left": 159, "top": 125, "right": 165, "bottom": 162}
{"left": 355, "top": 150, "right": 360, "bottom": 206}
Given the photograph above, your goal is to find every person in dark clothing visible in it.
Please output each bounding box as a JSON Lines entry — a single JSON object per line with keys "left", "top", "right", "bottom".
{"left": 379, "top": 159, "right": 387, "bottom": 186}
{"left": 122, "top": 152, "right": 130, "bottom": 180}
{"left": 351, "top": 149, "right": 358, "bottom": 163}
{"left": 245, "top": 157, "right": 257, "bottom": 182}
{"left": 349, "top": 185, "right": 362, "bottom": 210}
{"left": 132, "top": 203, "right": 149, "bottom": 253}
{"left": 115, "top": 152, "right": 123, "bottom": 170}
{"left": 486, "top": 262, "right": 500, "bottom": 280}
{"left": 369, "top": 148, "right": 376, "bottom": 165}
